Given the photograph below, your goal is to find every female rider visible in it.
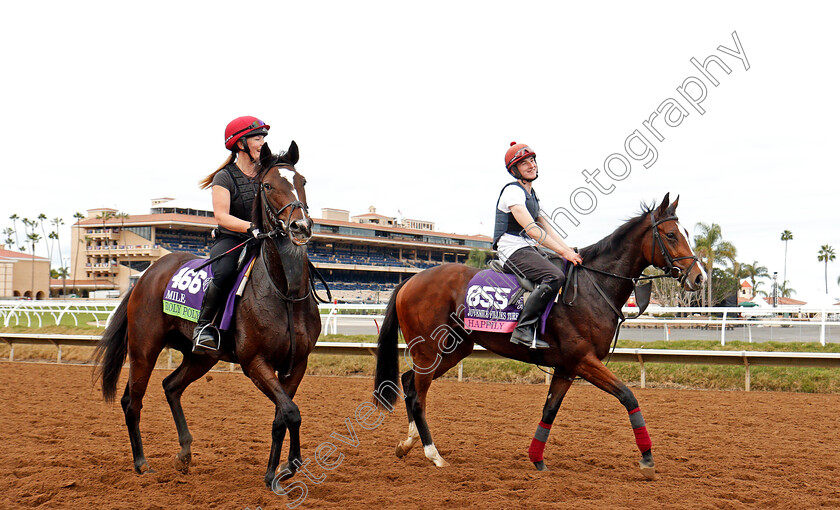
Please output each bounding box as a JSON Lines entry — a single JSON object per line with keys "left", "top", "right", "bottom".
{"left": 493, "top": 141, "right": 582, "bottom": 349}
{"left": 193, "top": 116, "right": 269, "bottom": 352}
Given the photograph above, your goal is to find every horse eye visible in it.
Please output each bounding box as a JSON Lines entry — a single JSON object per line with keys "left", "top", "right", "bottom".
{"left": 666, "top": 232, "right": 677, "bottom": 240}
{"left": 264, "top": 183, "right": 272, "bottom": 191}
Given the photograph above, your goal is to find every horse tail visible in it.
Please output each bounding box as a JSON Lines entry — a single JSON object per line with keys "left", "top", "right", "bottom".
{"left": 93, "top": 287, "right": 134, "bottom": 403}
{"left": 374, "top": 279, "right": 410, "bottom": 409}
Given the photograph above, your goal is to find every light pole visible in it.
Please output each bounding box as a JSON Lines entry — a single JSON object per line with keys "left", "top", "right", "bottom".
{"left": 772, "top": 271, "right": 778, "bottom": 308}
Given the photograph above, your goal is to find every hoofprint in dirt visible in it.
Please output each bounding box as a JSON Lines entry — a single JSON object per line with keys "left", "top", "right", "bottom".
{"left": 2, "top": 363, "right": 839, "bottom": 509}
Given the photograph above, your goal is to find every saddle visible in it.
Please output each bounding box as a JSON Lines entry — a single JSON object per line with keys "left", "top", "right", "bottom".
{"left": 486, "top": 253, "right": 569, "bottom": 303}
{"left": 487, "top": 259, "right": 535, "bottom": 306}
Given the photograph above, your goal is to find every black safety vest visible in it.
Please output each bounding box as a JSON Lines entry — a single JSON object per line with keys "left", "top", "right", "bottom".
{"left": 218, "top": 163, "right": 260, "bottom": 237}
{"left": 492, "top": 182, "right": 540, "bottom": 249}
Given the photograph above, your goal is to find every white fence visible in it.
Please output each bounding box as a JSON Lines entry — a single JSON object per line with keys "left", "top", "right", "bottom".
{"left": 3, "top": 332, "right": 840, "bottom": 391}
{"left": 2, "top": 301, "right": 838, "bottom": 345}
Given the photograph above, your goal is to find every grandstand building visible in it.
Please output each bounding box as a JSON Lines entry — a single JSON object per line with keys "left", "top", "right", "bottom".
{"left": 68, "top": 200, "right": 492, "bottom": 300}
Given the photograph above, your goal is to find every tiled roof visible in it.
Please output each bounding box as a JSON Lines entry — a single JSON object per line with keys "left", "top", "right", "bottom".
{"left": 0, "top": 248, "right": 49, "bottom": 261}
{"left": 315, "top": 217, "right": 490, "bottom": 242}
{"left": 761, "top": 296, "right": 807, "bottom": 306}
{"left": 76, "top": 213, "right": 216, "bottom": 227}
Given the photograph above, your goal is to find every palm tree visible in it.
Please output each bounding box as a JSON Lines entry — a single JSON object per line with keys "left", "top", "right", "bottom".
{"left": 26, "top": 231, "right": 41, "bottom": 298}
{"left": 2, "top": 227, "right": 14, "bottom": 248}
{"left": 50, "top": 218, "right": 66, "bottom": 296}
{"left": 781, "top": 230, "right": 793, "bottom": 288}
{"left": 779, "top": 280, "right": 796, "bottom": 298}
{"left": 96, "top": 211, "right": 116, "bottom": 290}
{"left": 818, "top": 245, "right": 836, "bottom": 294}
{"left": 741, "top": 260, "right": 769, "bottom": 298}
{"left": 9, "top": 214, "right": 20, "bottom": 248}
{"left": 694, "top": 222, "right": 737, "bottom": 306}
{"left": 114, "top": 211, "right": 131, "bottom": 290}
{"left": 38, "top": 213, "right": 51, "bottom": 262}
{"left": 72, "top": 212, "right": 85, "bottom": 293}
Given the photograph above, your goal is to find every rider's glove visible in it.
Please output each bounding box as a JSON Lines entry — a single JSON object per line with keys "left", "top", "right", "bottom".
{"left": 247, "top": 223, "right": 261, "bottom": 239}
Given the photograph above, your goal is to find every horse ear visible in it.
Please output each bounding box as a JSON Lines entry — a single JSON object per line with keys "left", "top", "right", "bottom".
{"left": 656, "top": 192, "right": 671, "bottom": 217}
{"left": 668, "top": 194, "right": 680, "bottom": 213}
{"left": 284, "top": 140, "right": 299, "bottom": 166}
{"left": 259, "top": 143, "right": 273, "bottom": 168}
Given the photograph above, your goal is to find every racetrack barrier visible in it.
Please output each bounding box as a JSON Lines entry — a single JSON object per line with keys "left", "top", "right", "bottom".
{"left": 3, "top": 301, "right": 838, "bottom": 345}
{"left": 3, "top": 333, "right": 840, "bottom": 391}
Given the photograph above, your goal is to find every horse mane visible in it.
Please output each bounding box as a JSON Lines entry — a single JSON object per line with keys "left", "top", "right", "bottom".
{"left": 578, "top": 201, "right": 654, "bottom": 260}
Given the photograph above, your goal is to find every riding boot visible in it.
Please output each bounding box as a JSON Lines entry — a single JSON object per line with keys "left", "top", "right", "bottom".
{"left": 510, "top": 282, "right": 557, "bottom": 349}
{"left": 192, "top": 280, "right": 226, "bottom": 353}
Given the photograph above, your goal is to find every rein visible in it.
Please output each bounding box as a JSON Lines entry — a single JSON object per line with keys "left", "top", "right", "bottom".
{"left": 563, "top": 212, "right": 699, "bottom": 366}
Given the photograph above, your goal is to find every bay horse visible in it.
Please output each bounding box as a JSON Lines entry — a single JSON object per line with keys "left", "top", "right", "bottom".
{"left": 93, "top": 141, "right": 322, "bottom": 488}
{"left": 373, "top": 193, "right": 704, "bottom": 480}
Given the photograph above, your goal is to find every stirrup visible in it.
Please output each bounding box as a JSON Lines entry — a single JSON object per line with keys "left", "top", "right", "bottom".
{"left": 192, "top": 324, "right": 220, "bottom": 353}
{"left": 510, "top": 326, "right": 550, "bottom": 350}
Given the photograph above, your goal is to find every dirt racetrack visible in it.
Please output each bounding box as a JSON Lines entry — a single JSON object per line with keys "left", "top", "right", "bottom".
{"left": 2, "top": 363, "right": 840, "bottom": 510}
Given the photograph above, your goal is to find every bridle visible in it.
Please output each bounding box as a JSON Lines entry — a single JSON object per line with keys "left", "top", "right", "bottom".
{"left": 648, "top": 211, "right": 700, "bottom": 288}
{"left": 561, "top": 211, "right": 701, "bottom": 367}
{"left": 259, "top": 165, "right": 311, "bottom": 246}
{"left": 257, "top": 164, "right": 333, "bottom": 378}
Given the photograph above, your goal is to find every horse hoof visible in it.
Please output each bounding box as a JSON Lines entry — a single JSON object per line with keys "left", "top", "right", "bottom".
{"left": 533, "top": 461, "right": 548, "bottom": 471}
{"left": 395, "top": 444, "right": 407, "bottom": 458}
{"left": 135, "top": 463, "right": 155, "bottom": 475}
{"left": 174, "top": 453, "right": 191, "bottom": 474}
{"left": 433, "top": 458, "right": 450, "bottom": 468}
{"left": 639, "top": 459, "right": 656, "bottom": 480}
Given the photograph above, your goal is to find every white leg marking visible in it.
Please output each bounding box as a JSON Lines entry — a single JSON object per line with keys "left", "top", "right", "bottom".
{"left": 402, "top": 421, "right": 419, "bottom": 449}
{"left": 424, "top": 443, "right": 450, "bottom": 467}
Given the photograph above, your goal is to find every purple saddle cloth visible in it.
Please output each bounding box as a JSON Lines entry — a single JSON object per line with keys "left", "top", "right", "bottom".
{"left": 464, "top": 270, "right": 554, "bottom": 334}
{"left": 162, "top": 256, "right": 255, "bottom": 330}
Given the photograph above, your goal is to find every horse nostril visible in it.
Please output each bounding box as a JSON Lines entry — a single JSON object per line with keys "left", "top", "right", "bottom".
{"left": 290, "top": 220, "right": 311, "bottom": 235}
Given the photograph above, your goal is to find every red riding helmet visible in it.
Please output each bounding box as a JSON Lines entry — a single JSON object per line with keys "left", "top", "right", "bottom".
{"left": 504, "top": 141, "right": 536, "bottom": 170}
{"left": 224, "top": 116, "right": 270, "bottom": 150}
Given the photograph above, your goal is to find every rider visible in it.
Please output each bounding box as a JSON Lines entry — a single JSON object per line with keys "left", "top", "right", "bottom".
{"left": 493, "top": 141, "right": 582, "bottom": 349}
{"left": 193, "top": 116, "right": 270, "bottom": 352}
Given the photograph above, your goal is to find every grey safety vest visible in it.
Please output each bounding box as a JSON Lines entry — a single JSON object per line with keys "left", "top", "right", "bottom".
{"left": 492, "top": 181, "right": 540, "bottom": 249}
{"left": 218, "top": 163, "right": 260, "bottom": 237}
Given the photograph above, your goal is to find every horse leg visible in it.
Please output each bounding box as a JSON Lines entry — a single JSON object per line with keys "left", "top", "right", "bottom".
{"left": 401, "top": 369, "right": 449, "bottom": 467}
{"left": 245, "top": 360, "right": 302, "bottom": 488}
{"left": 162, "top": 353, "right": 218, "bottom": 474}
{"left": 120, "top": 358, "right": 155, "bottom": 474}
{"left": 396, "top": 337, "right": 473, "bottom": 467}
{"left": 575, "top": 352, "right": 655, "bottom": 480}
{"left": 275, "top": 360, "right": 308, "bottom": 477}
{"left": 395, "top": 370, "right": 420, "bottom": 458}
{"left": 529, "top": 373, "right": 574, "bottom": 471}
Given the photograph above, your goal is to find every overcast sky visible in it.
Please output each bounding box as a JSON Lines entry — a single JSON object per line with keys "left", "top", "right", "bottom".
{"left": 2, "top": 1, "right": 838, "bottom": 304}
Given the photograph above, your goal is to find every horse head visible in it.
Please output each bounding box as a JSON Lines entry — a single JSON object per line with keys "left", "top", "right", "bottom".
{"left": 254, "top": 141, "right": 313, "bottom": 246}
{"left": 645, "top": 193, "right": 706, "bottom": 291}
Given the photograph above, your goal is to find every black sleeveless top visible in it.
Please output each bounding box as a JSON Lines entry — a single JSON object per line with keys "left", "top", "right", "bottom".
{"left": 492, "top": 181, "right": 540, "bottom": 249}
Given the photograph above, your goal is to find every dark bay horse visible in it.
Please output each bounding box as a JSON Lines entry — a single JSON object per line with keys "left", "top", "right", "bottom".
{"left": 94, "top": 141, "right": 321, "bottom": 488}
{"left": 373, "top": 193, "right": 704, "bottom": 480}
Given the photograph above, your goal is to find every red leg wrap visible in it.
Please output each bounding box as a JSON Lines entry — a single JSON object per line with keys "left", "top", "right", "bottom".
{"left": 528, "top": 421, "right": 552, "bottom": 462}
{"left": 632, "top": 425, "right": 652, "bottom": 453}
{"left": 528, "top": 437, "right": 546, "bottom": 462}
